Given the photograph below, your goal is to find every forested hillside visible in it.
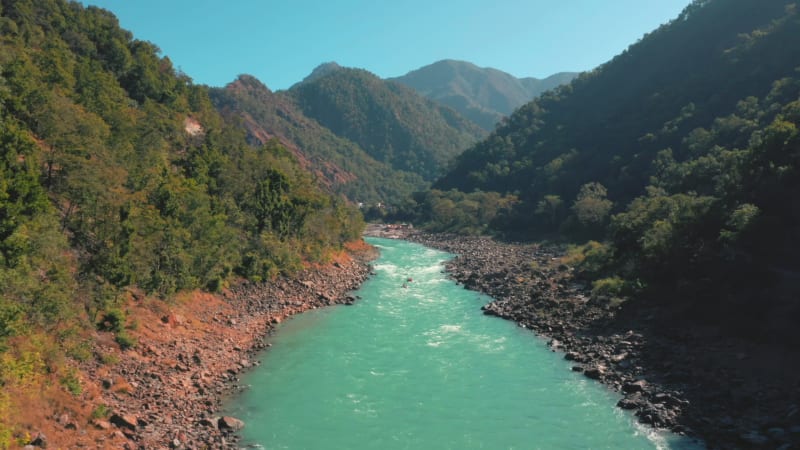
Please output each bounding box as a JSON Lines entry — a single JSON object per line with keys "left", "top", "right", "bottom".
{"left": 421, "top": 0, "right": 800, "bottom": 334}
{"left": 0, "top": 0, "right": 362, "bottom": 444}
{"left": 392, "top": 59, "right": 577, "bottom": 131}
{"left": 210, "top": 75, "right": 425, "bottom": 205}
{"left": 289, "top": 65, "right": 486, "bottom": 181}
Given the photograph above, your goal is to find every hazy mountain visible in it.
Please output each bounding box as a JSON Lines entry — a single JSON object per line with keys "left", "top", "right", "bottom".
{"left": 211, "top": 75, "right": 425, "bottom": 204}
{"left": 288, "top": 65, "right": 487, "bottom": 180}
{"left": 392, "top": 60, "right": 578, "bottom": 130}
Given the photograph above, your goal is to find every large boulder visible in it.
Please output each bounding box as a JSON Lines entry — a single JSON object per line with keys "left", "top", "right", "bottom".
{"left": 110, "top": 413, "right": 138, "bottom": 431}
{"left": 622, "top": 379, "right": 647, "bottom": 393}
{"left": 583, "top": 365, "right": 606, "bottom": 380}
{"left": 219, "top": 416, "right": 245, "bottom": 432}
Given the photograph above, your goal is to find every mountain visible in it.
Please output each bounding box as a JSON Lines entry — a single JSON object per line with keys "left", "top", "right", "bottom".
{"left": 298, "top": 61, "right": 343, "bottom": 85}
{"left": 288, "top": 65, "right": 487, "bottom": 180}
{"left": 211, "top": 75, "right": 425, "bottom": 204}
{"left": 432, "top": 0, "right": 800, "bottom": 325}
{"left": 0, "top": 1, "right": 364, "bottom": 444}
{"left": 392, "top": 60, "right": 578, "bottom": 131}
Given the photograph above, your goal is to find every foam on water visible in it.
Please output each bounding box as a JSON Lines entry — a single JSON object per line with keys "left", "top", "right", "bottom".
{"left": 226, "top": 237, "right": 703, "bottom": 450}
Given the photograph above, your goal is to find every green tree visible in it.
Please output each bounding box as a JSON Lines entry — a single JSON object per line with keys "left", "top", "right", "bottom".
{"left": 571, "top": 182, "right": 613, "bottom": 226}
{"left": 535, "top": 195, "right": 564, "bottom": 230}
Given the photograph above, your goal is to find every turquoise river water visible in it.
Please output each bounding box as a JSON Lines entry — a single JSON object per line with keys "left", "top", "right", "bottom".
{"left": 225, "top": 238, "right": 702, "bottom": 449}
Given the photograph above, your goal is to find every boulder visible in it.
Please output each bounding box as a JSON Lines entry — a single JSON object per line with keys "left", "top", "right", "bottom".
{"left": 110, "top": 413, "right": 138, "bottom": 431}
{"left": 29, "top": 431, "right": 47, "bottom": 448}
{"left": 219, "top": 416, "right": 245, "bottom": 431}
{"left": 199, "top": 417, "right": 219, "bottom": 429}
{"left": 583, "top": 365, "right": 605, "bottom": 380}
{"left": 92, "top": 419, "right": 112, "bottom": 430}
{"left": 617, "top": 397, "right": 641, "bottom": 410}
{"left": 622, "top": 380, "right": 647, "bottom": 393}
{"left": 610, "top": 353, "right": 628, "bottom": 363}
{"left": 161, "top": 313, "right": 186, "bottom": 326}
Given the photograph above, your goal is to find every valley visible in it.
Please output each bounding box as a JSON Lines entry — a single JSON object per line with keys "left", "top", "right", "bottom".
{"left": 1, "top": 0, "right": 799, "bottom": 449}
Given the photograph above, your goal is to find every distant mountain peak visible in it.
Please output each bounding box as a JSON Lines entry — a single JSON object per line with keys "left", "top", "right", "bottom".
{"left": 231, "top": 74, "right": 272, "bottom": 93}
{"left": 392, "top": 60, "right": 578, "bottom": 131}
{"left": 301, "top": 62, "right": 344, "bottom": 84}
{"left": 287, "top": 65, "right": 486, "bottom": 180}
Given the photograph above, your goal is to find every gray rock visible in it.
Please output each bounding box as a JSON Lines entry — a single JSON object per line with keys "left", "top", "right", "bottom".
{"left": 622, "top": 380, "right": 647, "bottom": 393}
{"left": 617, "top": 397, "right": 641, "bottom": 410}
{"left": 584, "top": 365, "right": 605, "bottom": 380}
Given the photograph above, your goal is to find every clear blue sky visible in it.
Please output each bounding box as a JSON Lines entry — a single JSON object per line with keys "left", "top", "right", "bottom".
{"left": 81, "top": 0, "right": 692, "bottom": 90}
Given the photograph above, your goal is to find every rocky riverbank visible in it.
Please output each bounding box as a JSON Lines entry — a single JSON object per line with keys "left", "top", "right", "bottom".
{"left": 56, "top": 243, "right": 377, "bottom": 449}
{"left": 384, "top": 229, "right": 800, "bottom": 450}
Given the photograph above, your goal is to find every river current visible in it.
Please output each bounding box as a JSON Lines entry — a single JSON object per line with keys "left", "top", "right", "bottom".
{"left": 225, "top": 237, "right": 700, "bottom": 449}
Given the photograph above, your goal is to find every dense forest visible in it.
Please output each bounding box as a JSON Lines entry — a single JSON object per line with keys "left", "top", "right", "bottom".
{"left": 404, "top": 0, "right": 800, "bottom": 339}
{"left": 391, "top": 59, "right": 576, "bottom": 131}
{"left": 288, "top": 65, "right": 486, "bottom": 181}
{"left": 210, "top": 75, "right": 426, "bottom": 205}
{"left": 0, "top": 0, "right": 363, "bottom": 444}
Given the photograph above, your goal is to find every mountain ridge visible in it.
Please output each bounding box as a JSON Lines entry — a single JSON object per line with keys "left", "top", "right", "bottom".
{"left": 287, "top": 66, "right": 487, "bottom": 181}
{"left": 391, "top": 59, "right": 578, "bottom": 130}
{"left": 211, "top": 74, "right": 426, "bottom": 204}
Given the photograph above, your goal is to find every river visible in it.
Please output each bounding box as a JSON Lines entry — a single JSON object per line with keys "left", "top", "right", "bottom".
{"left": 225, "top": 237, "right": 701, "bottom": 449}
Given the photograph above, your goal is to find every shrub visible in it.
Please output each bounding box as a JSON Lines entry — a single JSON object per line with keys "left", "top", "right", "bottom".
{"left": 0, "top": 390, "right": 11, "bottom": 450}
{"left": 90, "top": 404, "right": 110, "bottom": 420}
{"left": 114, "top": 331, "right": 136, "bottom": 350}
{"left": 563, "top": 241, "right": 613, "bottom": 278}
{"left": 60, "top": 368, "right": 82, "bottom": 396}
{"left": 97, "top": 309, "right": 126, "bottom": 333}
{"left": 99, "top": 352, "right": 119, "bottom": 365}
{"left": 591, "top": 277, "right": 630, "bottom": 308}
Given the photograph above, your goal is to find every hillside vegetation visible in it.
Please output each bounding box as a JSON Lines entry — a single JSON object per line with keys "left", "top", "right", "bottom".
{"left": 406, "top": 0, "right": 800, "bottom": 336}
{"left": 211, "top": 75, "right": 426, "bottom": 205}
{"left": 289, "top": 66, "right": 486, "bottom": 181}
{"left": 392, "top": 59, "right": 576, "bottom": 131}
{"left": 0, "top": 0, "right": 362, "bottom": 444}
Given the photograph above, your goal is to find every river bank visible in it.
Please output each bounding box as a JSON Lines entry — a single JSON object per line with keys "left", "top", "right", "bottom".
{"left": 369, "top": 226, "right": 800, "bottom": 450}
{"left": 45, "top": 242, "right": 377, "bottom": 449}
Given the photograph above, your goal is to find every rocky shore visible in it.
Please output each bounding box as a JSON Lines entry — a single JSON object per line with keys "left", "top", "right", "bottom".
{"left": 65, "top": 244, "right": 377, "bottom": 449}
{"left": 389, "top": 230, "right": 800, "bottom": 450}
